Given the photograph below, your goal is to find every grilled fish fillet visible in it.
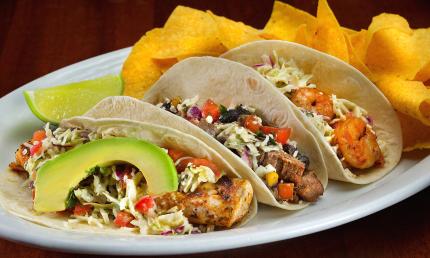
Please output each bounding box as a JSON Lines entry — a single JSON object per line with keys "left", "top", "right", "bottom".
{"left": 155, "top": 176, "right": 253, "bottom": 228}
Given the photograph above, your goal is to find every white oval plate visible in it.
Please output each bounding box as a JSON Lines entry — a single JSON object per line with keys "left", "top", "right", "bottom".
{"left": 0, "top": 48, "right": 429, "bottom": 255}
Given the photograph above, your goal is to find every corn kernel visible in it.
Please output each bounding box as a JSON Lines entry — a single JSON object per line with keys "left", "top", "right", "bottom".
{"left": 265, "top": 171, "right": 279, "bottom": 187}
{"left": 171, "top": 96, "right": 182, "bottom": 107}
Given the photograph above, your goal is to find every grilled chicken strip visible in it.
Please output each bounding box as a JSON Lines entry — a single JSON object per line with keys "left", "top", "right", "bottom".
{"left": 154, "top": 176, "right": 253, "bottom": 228}
{"left": 9, "top": 143, "right": 30, "bottom": 172}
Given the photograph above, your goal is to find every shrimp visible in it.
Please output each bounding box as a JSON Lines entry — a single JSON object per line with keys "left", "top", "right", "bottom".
{"left": 334, "top": 116, "right": 384, "bottom": 169}
{"left": 290, "top": 88, "right": 335, "bottom": 120}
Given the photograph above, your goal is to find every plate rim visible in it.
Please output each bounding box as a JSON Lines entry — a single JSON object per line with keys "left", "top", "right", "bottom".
{"left": 0, "top": 47, "right": 429, "bottom": 255}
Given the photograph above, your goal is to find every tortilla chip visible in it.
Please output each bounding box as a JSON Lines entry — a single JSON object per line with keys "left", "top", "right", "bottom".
{"left": 415, "top": 60, "right": 430, "bottom": 83}
{"left": 294, "top": 24, "right": 313, "bottom": 47}
{"left": 344, "top": 33, "right": 373, "bottom": 79}
{"left": 164, "top": 6, "right": 213, "bottom": 32}
{"left": 349, "top": 29, "right": 368, "bottom": 63}
{"left": 151, "top": 57, "right": 178, "bottom": 73}
{"left": 122, "top": 6, "right": 232, "bottom": 97}
{"left": 259, "top": 33, "right": 280, "bottom": 40}
{"left": 368, "top": 13, "right": 412, "bottom": 35}
{"left": 207, "top": 11, "right": 263, "bottom": 49}
{"left": 121, "top": 31, "right": 163, "bottom": 98}
{"left": 152, "top": 6, "right": 226, "bottom": 59}
{"left": 342, "top": 27, "right": 357, "bottom": 35}
{"left": 366, "top": 28, "right": 419, "bottom": 80}
{"left": 397, "top": 111, "right": 430, "bottom": 151}
{"left": 263, "top": 1, "right": 316, "bottom": 41}
{"left": 311, "top": 0, "right": 349, "bottom": 63}
{"left": 412, "top": 28, "right": 430, "bottom": 77}
{"left": 376, "top": 75, "right": 430, "bottom": 126}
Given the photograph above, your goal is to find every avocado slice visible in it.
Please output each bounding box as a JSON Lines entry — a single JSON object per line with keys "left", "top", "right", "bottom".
{"left": 33, "top": 137, "right": 177, "bottom": 212}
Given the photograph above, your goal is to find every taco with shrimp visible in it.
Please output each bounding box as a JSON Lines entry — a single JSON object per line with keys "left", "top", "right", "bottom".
{"left": 84, "top": 57, "right": 328, "bottom": 210}
{"left": 1, "top": 117, "right": 256, "bottom": 235}
{"left": 221, "top": 40, "right": 402, "bottom": 184}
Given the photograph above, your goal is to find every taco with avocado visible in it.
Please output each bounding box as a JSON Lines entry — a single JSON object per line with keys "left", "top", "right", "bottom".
{"left": 1, "top": 117, "right": 256, "bottom": 235}
{"left": 85, "top": 57, "right": 328, "bottom": 210}
{"left": 221, "top": 40, "right": 402, "bottom": 184}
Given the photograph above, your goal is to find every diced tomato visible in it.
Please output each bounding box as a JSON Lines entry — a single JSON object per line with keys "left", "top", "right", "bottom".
{"left": 114, "top": 211, "right": 135, "bottom": 228}
{"left": 73, "top": 204, "right": 93, "bottom": 216}
{"left": 167, "top": 149, "right": 186, "bottom": 162}
{"left": 277, "top": 183, "right": 294, "bottom": 200}
{"left": 274, "top": 128, "right": 291, "bottom": 145}
{"left": 176, "top": 157, "right": 194, "bottom": 173}
{"left": 261, "top": 126, "right": 291, "bottom": 145}
{"left": 30, "top": 141, "right": 42, "bottom": 156}
{"left": 201, "top": 99, "right": 220, "bottom": 122}
{"left": 176, "top": 158, "right": 221, "bottom": 178}
{"left": 135, "top": 196, "right": 155, "bottom": 214}
{"left": 243, "top": 115, "right": 261, "bottom": 133}
{"left": 32, "top": 130, "right": 46, "bottom": 142}
{"left": 261, "top": 126, "right": 278, "bottom": 135}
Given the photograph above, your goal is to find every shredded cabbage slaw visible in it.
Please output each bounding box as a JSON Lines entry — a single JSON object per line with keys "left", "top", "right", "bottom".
{"left": 21, "top": 124, "right": 215, "bottom": 235}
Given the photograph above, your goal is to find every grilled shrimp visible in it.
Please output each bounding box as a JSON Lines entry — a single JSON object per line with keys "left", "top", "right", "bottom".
{"left": 154, "top": 177, "right": 253, "bottom": 228}
{"left": 290, "top": 88, "right": 335, "bottom": 120}
{"left": 334, "top": 116, "right": 384, "bottom": 169}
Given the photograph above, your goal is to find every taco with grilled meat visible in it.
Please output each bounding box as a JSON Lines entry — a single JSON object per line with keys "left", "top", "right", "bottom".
{"left": 1, "top": 117, "right": 256, "bottom": 235}
{"left": 221, "top": 40, "right": 402, "bottom": 184}
{"left": 85, "top": 57, "right": 328, "bottom": 210}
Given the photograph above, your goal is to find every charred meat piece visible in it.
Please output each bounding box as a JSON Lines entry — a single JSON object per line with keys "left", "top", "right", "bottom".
{"left": 154, "top": 177, "right": 253, "bottom": 228}
{"left": 197, "top": 119, "right": 218, "bottom": 137}
{"left": 259, "top": 151, "right": 305, "bottom": 183}
{"left": 296, "top": 170, "right": 324, "bottom": 202}
{"left": 283, "top": 144, "right": 310, "bottom": 169}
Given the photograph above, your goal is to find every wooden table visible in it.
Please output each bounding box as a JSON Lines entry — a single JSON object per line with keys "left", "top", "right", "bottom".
{"left": 0, "top": 1, "right": 429, "bottom": 257}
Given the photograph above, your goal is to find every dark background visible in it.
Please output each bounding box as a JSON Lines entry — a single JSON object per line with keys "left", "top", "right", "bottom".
{"left": 0, "top": 0, "right": 429, "bottom": 257}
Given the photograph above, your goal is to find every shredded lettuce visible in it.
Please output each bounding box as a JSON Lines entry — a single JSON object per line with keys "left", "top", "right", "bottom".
{"left": 179, "top": 165, "right": 216, "bottom": 193}
{"left": 332, "top": 95, "right": 368, "bottom": 120}
{"left": 256, "top": 51, "right": 316, "bottom": 94}
{"left": 303, "top": 110, "right": 335, "bottom": 143}
{"left": 215, "top": 122, "right": 282, "bottom": 170}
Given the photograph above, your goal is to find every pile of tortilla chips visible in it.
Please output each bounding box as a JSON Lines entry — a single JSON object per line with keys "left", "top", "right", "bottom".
{"left": 121, "top": 6, "right": 263, "bottom": 98}
{"left": 121, "top": 1, "right": 430, "bottom": 151}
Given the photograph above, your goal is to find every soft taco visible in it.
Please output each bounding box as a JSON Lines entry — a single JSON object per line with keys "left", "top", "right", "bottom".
{"left": 86, "top": 57, "right": 328, "bottom": 210}
{"left": 2, "top": 117, "right": 256, "bottom": 235}
{"left": 221, "top": 40, "right": 402, "bottom": 184}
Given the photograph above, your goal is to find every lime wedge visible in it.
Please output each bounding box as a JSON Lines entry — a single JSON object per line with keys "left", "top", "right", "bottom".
{"left": 24, "top": 74, "right": 123, "bottom": 123}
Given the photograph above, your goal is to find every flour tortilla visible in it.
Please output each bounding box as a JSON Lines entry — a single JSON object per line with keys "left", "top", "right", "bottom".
{"left": 0, "top": 117, "right": 257, "bottom": 234}
{"left": 221, "top": 40, "right": 402, "bottom": 184}
{"left": 85, "top": 58, "right": 328, "bottom": 210}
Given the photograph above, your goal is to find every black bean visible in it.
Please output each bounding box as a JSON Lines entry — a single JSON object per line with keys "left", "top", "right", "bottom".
{"left": 283, "top": 144, "right": 297, "bottom": 155}
{"left": 297, "top": 154, "right": 310, "bottom": 170}
{"left": 219, "top": 105, "right": 251, "bottom": 123}
{"left": 283, "top": 144, "right": 310, "bottom": 169}
{"left": 161, "top": 102, "right": 171, "bottom": 110}
{"left": 48, "top": 123, "right": 58, "bottom": 131}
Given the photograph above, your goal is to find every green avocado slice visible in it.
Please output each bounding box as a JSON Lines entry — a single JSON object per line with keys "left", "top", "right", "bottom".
{"left": 33, "top": 137, "right": 177, "bottom": 212}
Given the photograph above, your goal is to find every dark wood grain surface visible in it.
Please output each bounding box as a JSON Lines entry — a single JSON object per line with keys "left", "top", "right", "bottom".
{"left": 0, "top": 0, "right": 429, "bottom": 257}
